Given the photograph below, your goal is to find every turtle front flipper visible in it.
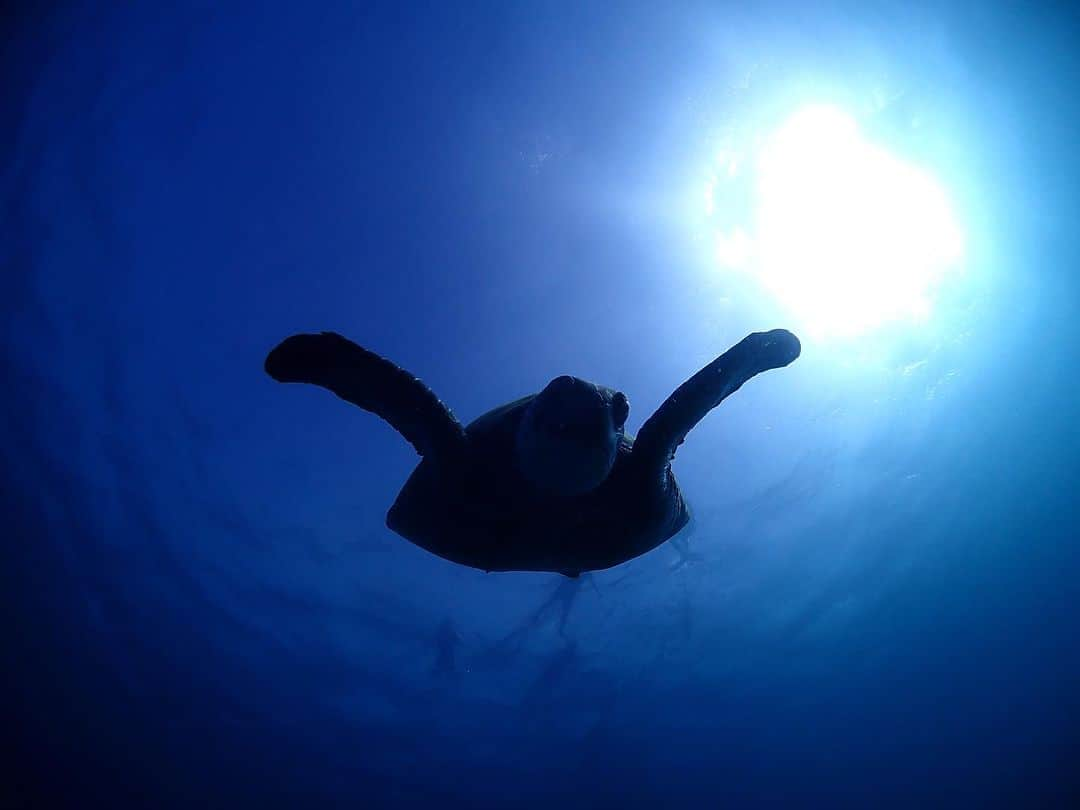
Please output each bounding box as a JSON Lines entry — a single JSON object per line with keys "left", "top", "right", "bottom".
{"left": 265, "top": 332, "right": 467, "bottom": 461}
{"left": 632, "top": 329, "right": 800, "bottom": 470}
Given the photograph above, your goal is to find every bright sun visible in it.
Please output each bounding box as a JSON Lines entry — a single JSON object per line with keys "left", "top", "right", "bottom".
{"left": 711, "top": 105, "right": 965, "bottom": 337}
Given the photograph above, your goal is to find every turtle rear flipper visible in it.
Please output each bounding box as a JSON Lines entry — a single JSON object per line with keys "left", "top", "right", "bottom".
{"left": 633, "top": 329, "right": 800, "bottom": 470}
{"left": 265, "top": 332, "right": 466, "bottom": 461}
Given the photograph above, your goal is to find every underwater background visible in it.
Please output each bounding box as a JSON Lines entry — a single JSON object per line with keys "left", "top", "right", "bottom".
{"left": 3, "top": 2, "right": 1078, "bottom": 807}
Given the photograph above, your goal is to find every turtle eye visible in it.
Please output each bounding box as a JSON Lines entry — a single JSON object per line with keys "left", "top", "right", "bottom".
{"left": 611, "top": 392, "right": 629, "bottom": 428}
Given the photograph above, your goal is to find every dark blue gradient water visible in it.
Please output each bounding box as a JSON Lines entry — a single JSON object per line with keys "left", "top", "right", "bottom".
{"left": 3, "top": 3, "right": 1077, "bottom": 807}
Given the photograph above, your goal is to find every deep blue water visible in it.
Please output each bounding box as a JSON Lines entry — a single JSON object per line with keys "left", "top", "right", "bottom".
{"left": 3, "top": 3, "right": 1078, "bottom": 807}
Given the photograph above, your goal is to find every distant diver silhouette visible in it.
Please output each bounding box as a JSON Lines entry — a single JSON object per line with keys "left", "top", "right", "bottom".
{"left": 519, "top": 575, "right": 588, "bottom": 642}
{"left": 474, "top": 576, "right": 590, "bottom": 669}
{"left": 264, "top": 328, "right": 800, "bottom": 576}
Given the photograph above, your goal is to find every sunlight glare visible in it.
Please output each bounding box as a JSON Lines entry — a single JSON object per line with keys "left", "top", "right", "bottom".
{"left": 713, "top": 105, "right": 964, "bottom": 337}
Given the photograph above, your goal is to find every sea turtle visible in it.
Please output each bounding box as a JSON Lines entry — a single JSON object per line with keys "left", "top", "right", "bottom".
{"left": 264, "top": 328, "right": 800, "bottom": 576}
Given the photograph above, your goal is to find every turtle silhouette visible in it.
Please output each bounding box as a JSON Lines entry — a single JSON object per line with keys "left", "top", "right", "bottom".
{"left": 265, "top": 328, "right": 800, "bottom": 576}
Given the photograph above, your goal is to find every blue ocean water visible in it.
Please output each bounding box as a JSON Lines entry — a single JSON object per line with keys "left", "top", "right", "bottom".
{"left": 3, "top": 2, "right": 1078, "bottom": 807}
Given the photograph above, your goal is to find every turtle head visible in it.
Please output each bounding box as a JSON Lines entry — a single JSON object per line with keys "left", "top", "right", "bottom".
{"left": 516, "top": 375, "right": 629, "bottom": 497}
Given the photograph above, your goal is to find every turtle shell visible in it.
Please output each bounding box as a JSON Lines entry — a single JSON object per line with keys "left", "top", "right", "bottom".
{"left": 386, "top": 395, "right": 689, "bottom": 575}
